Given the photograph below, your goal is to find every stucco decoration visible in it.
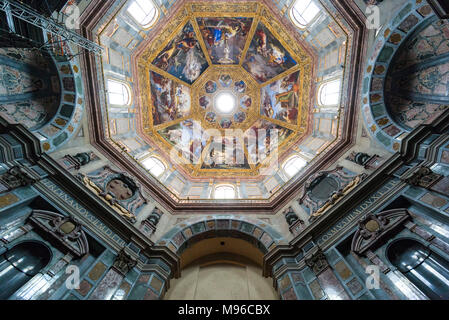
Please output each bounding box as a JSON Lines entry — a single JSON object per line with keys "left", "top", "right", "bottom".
{"left": 78, "top": 166, "right": 148, "bottom": 223}
{"left": 297, "top": 166, "right": 362, "bottom": 220}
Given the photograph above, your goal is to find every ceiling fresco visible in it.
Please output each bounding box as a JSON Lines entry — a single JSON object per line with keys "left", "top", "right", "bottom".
{"left": 137, "top": 2, "right": 313, "bottom": 178}
{"left": 152, "top": 22, "right": 209, "bottom": 84}
{"left": 242, "top": 22, "right": 297, "bottom": 83}
{"left": 90, "top": 0, "right": 358, "bottom": 202}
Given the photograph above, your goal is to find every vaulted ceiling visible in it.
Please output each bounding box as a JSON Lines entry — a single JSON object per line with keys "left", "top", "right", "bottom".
{"left": 81, "top": 0, "right": 367, "bottom": 213}
{"left": 135, "top": 3, "right": 313, "bottom": 179}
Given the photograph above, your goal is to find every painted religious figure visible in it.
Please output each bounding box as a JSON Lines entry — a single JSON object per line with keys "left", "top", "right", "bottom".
{"left": 234, "top": 80, "right": 246, "bottom": 93}
{"left": 197, "top": 17, "right": 253, "bottom": 64}
{"left": 205, "top": 80, "right": 217, "bottom": 93}
{"left": 150, "top": 71, "right": 191, "bottom": 126}
{"left": 158, "top": 119, "right": 206, "bottom": 164}
{"left": 244, "top": 119, "right": 293, "bottom": 165}
{"left": 242, "top": 23, "right": 297, "bottom": 83}
{"left": 260, "top": 71, "right": 300, "bottom": 124}
{"left": 202, "top": 137, "right": 250, "bottom": 169}
{"left": 199, "top": 95, "right": 211, "bottom": 109}
{"left": 219, "top": 74, "right": 232, "bottom": 87}
{"left": 152, "top": 22, "right": 208, "bottom": 84}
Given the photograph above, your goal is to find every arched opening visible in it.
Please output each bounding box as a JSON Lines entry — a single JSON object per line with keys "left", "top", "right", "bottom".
{"left": 214, "top": 184, "right": 236, "bottom": 199}
{"left": 0, "top": 241, "right": 52, "bottom": 300}
{"left": 164, "top": 237, "right": 278, "bottom": 300}
{"left": 318, "top": 79, "right": 341, "bottom": 107}
{"left": 107, "top": 79, "right": 131, "bottom": 106}
{"left": 158, "top": 216, "right": 285, "bottom": 300}
{"left": 387, "top": 238, "right": 449, "bottom": 300}
{"left": 127, "top": 0, "right": 159, "bottom": 29}
{"left": 141, "top": 156, "right": 166, "bottom": 178}
{"left": 289, "top": 0, "right": 320, "bottom": 28}
{"left": 283, "top": 155, "right": 307, "bottom": 178}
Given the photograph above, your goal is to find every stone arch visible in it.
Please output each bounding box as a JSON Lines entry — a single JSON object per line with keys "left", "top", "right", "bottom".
{"left": 156, "top": 215, "right": 286, "bottom": 256}
{"left": 362, "top": 1, "right": 448, "bottom": 152}
{"left": 0, "top": 37, "right": 84, "bottom": 153}
{"left": 157, "top": 215, "right": 286, "bottom": 299}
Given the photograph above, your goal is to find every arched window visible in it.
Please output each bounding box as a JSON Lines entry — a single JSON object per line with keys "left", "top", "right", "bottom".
{"left": 214, "top": 185, "right": 236, "bottom": 199}
{"left": 290, "top": 0, "right": 320, "bottom": 28}
{"left": 107, "top": 79, "right": 131, "bottom": 106}
{"left": 318, "top": 79, "right": 341, "bottom": 106}
{"left": 142, "top": 156, "right": 166, "bottom": 178}
{"left": 283, "top": 155, "right": 307, "bottom": 178}
{"left": 387, "top": 238, "right": 449, "bottom": 300}
{"left": 127, "top": 0, "right": 159, "bottom": 29}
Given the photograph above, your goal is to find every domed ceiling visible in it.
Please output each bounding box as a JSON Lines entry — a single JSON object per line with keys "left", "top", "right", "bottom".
{"left": 136, "top": 2, "right": 313, "bottom": 178}
{"left": 90, "top": 0, "right": 359, "bottom": 205}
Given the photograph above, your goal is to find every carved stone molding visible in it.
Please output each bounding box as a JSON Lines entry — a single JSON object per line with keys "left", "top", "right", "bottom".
{"left": 403, "top": 166, "right": 442, "bottom": 189}
{"left": 59, "top": 152, "right": 98, "bottom": 171}
{"left": 284, "top": 207, "right": 301, "bottom": 226}
{"left": 148, "top": 207, "right": 163, "bottom": 226}
{"left": 351, "top": 209, "right": 411, "bottom": 255}
{"left": 29, "top": 210, "right": 89, "bottom": 257}
{"left": 346, "top": 151, "right": 383, "bottom": 170}
{"left": 78, "top": 166, "right": 150, "bottom": 223}
{"left": 305, "top": 249, "right": 329, "bottom": 276}
{"left": 0, "top": 165, "right": 37, "bottom": 192}
{"left": 427, "top": 0, "right": 449, "bottom": 19}
{"left": 140, "top": 207, "right": 164, "bottom": 237}
{"left": 298, "top": 167, "right": 366, "bottom": 222}
{"left": 113, "top": 250, "right": 138, "bottom": 275}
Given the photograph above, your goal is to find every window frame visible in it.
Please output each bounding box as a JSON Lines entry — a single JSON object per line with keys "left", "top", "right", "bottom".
{"left": 106, "top": 79, "right": 132, "bottom": 106}
{"left": 317, "top": 78, "right": 342, "bottom": 107}
{"left": 126, "top": 0, "right": 160, "bottom": 30}
{"left": 213, "top": 184, "right": 236, "bottom": 200}
{"left": 289, "top": 0, "right": 321, "bottom": 29}
{"left": 283, "top": 155, "right": 307, "bottom": 179}
{"left": 141, "top": 155, "right": 166, "bottom": 178}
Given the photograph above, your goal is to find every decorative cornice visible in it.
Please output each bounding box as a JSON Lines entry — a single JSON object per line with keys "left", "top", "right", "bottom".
{"left": 0, "top": 119, "right": 181, "bottom": 277}
{"left": 263, "top": 109, "right": 449, "bottom": 278}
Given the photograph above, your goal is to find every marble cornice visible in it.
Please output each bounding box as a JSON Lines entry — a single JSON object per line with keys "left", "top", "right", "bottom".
{"left": 262, "top": 109, "right": 449, "bottom": 278}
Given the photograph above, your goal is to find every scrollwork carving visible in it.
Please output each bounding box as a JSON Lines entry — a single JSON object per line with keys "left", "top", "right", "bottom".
{"left": 113, "top": 250, "right": 137, "bottom": 275}
{"left": 305, "top": 249, "right": 329, "bottom": 276}
{"left": 29, "top": 210, "right": 89, "bottom": 257}
{"left": 0, "top": 165, "right": 37, "bottom": 191}
{"left": 404, "top": 166, "right": 442, "bottom": 189}
{"left": 351, "top": 209, "right": 410, "bottom": 255}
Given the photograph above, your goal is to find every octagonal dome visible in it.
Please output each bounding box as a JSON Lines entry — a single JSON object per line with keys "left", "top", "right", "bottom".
{"left": 136, "top": 2, "right": 313, "bottom": 178}
{"left": 92, "top": 0, "right": 354, "bottom": 204}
